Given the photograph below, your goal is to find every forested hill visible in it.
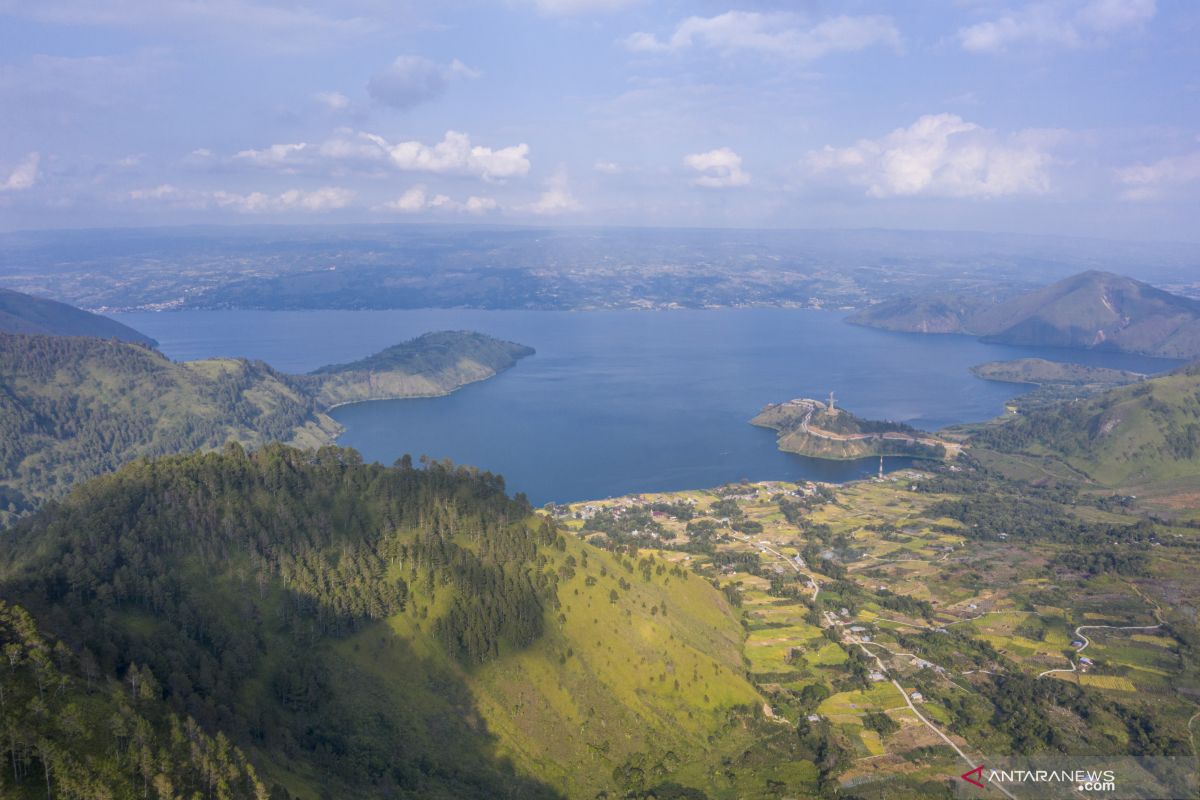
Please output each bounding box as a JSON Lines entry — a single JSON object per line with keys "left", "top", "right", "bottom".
{"left": 0, "top": 330, "right": 532, "bottom": 521}
{"left": 0, "top": 287, "right": 157, "bottom": 346}
{"left": 0, "top": 445, "right": 559, "bottom": 799}
{"left": 0, "top": 445, "right": 761, "bottom": 799}
{"left": 970, "top": 362, "right": 1200, "bottom": 487}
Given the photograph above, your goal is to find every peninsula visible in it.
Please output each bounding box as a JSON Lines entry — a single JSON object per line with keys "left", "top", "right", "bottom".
{"left": 0, "top": 329, "right": 533, "bottom": 520}
{"left": 752, "top": 395, "right": 955, "bottom": 461}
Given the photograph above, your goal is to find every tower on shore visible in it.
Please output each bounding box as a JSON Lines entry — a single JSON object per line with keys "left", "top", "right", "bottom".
{"left": 827, "top": 391, "right": 835, "bottom": 413}
{"left": 878, "top": 455, "right": 884, "bottom": 480}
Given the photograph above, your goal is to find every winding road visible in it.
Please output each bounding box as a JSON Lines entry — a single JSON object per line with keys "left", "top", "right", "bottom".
{"left": 1037, "top": 624, "right": 1162, "bottom": 678}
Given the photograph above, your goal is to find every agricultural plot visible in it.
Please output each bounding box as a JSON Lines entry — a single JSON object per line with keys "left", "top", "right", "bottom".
{"left": 560, "top": 470, "right": 1200, "bottom": 796}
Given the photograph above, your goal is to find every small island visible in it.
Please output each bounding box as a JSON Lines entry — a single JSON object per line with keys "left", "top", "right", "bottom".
{"left": 751, "top": 394, "right": 956, "bottom": 461}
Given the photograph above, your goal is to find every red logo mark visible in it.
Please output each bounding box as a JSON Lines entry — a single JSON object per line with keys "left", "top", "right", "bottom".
{"left": 961, "top": 765, "right": 986, "bottom": 789}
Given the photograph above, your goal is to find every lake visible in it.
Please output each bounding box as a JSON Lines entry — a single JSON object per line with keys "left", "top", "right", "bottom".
{"left": 117, "top": 308, "right": 1179, "bottom": 504}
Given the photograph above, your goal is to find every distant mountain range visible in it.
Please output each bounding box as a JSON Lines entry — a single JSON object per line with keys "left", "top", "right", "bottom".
{"left": 0, "top": 287, "right": 157, "bottom": 346}
{"left": 850, "top": 270, "right": 1200, "bottom": 359}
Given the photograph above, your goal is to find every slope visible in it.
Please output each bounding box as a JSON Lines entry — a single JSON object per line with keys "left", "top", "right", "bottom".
{"left": 0, "top": 287, "right": 157, "bottom": 346}
{"left": 969, "top": 363, "right": 1200, "bottom": 488}
{"left": 0, "top": 446, "right": 763, "bottom": 799}
{"left": 0, "top": 330, "right": 532, "bottom": 520}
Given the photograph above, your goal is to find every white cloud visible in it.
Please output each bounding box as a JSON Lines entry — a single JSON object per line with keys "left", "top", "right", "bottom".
{"left": 321, "top": 130, "right": 530, "bottom": 180}
{"left": 378, "top": 185, "right": 498, "bottom": 214}
{"left": 1115, "top": 151, "right": 1200, "bottom": 200}
{"left": 806, "top": 113, "right": 1056, "bottom": 198}
{"left": 129, "top": 184, "right": 353, "bottom": 212}
{"left": 957, "top": 0, "right": 1155, "bottom": 53}
{"left": 684, "top": 147, "right": 750, "bottom": 188}
{"left": 314, "top": 91, "right": 351, "bottom": 110}
{"left": 0, "top": 152, "right": 40, "bottom": 191}
{"left": 233, "top": 142, "right": 307, "bottom": 167}
{"left": 623, "top": 11, "right": 901, "bottom": 60}
{"left": 528, "top": 168, "right": 581, "bottom": 214}
{"left": 367, "top": 55, "right": 478, "bottom": 110}
{"left": 593, "top": 160, "right": 623, "bottom": 174}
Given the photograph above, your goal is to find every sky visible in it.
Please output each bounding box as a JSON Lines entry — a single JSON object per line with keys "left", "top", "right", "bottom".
{"left": 0, "top": 0, "right": 1197, "bottom": 241}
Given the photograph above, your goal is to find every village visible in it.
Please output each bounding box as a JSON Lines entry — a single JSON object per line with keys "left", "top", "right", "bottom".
{"left": 555, "top": 469, "right": 1183, "bottom": 791}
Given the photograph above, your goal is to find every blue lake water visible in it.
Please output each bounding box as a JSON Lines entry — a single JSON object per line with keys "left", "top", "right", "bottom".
{"left": 116, "top": 309, "right": 1180, "bottom": 505}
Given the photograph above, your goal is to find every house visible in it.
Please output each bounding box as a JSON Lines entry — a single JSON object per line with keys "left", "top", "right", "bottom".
{"left": 1079, "top": 656, "right": 1094, "bottom": 665}
{"left": 839, "top": 608, "right": 851, "bottom": 617}
{"left": 848, "top": 625, "right": 867, "bottom": 633}
{"left": 1072, "top": 640, "right": 1086, "bottom": 648}
{"left": 868, "top": 671, "right": 886, "bottom": 682}
{"left": 910, "top": 691, "right": 924, "bottom": 703}
{"left": 806, "top": 714, "right": 822, "bottom": 723}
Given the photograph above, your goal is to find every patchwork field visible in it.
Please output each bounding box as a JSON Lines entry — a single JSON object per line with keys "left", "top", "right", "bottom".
{"left": 559, "top": 468, "right": 1200, "bottom": 796}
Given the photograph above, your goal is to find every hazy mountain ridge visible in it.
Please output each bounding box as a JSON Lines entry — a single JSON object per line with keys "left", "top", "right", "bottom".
{"left": 852, "top": 270, "right": 1200, "bottom": 359}
{"left": 0, "top": 287, "right": 156, "bottom": 346}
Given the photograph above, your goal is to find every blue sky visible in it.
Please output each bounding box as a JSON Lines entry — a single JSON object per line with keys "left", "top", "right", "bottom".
{"left": 0, "top": 0, "right": 1197, "bottom": 240}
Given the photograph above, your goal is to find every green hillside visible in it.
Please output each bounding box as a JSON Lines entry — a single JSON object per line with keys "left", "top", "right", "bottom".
{"left": 970, "top": 363, "right": 1200, "bottom": 488}
{"left": 970, "top": 358, "right": 1146, "bottom": 411}
{"left": 0, "top": 600, "right": 270, "bottom": 799}
{"left": 752, "top": 399, "right": 951, "bottom": 460}
{"left": 0, "top": 287, "right": 156, "bottom": 346}
{"left": 0, "top": 330, "right": 532, "bottom": 520}
{"left": 0, "top": 446, "right": 767, "bottom": 799}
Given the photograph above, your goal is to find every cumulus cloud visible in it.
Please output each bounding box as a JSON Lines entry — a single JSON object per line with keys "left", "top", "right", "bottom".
{"left": 367, "top": 56, "right": 478, "bottom": 110}
{"left": 0, "top": 152, "right": 40, "bottom": 191}
{"left": 623, "top": 11, "right": 901, "bottom": 60}
{"left": 684, "top": 148, "right": 750, "bottom": 188}
{"left": 129, "top": 184, "right": 353, "bottom": 212}
{"left": 806, "top": 113, "right": 1056, "bottom": 198}
{"left": 320, "top": 130, "right": 530, "bottom": 180}
{"left": 378, "top": 185, "right": 498, "bottom": 214}
{"left": 957, "top": 0, "right": 1155, "bottom": 53}
{"left": 528, "top": 168, "right": 581, "bottom": 214}
{"left": 1115, "top": 151, "right": 1200, "bottom": 200}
